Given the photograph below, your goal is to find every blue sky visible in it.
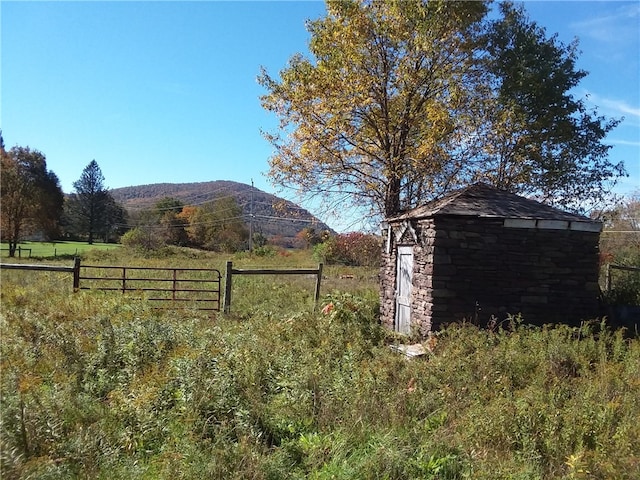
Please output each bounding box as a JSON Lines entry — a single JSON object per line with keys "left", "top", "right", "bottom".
{"left": 1, "top": 1, "right": 638, "bottom": 230}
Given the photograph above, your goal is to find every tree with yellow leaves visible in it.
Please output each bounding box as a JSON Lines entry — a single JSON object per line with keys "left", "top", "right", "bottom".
{"left": 1, "top": 136, "right": 64, "bottom": 256}
{"left": 260, "top": 0, "right": 625, "bottom": 221}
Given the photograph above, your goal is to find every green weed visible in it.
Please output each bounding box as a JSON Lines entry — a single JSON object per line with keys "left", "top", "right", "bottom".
{"left": 1, "top": 248, "right": 638, "bottom": 479}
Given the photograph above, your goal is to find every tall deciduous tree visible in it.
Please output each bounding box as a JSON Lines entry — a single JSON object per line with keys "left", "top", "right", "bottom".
{"left": 99, "top": 195, "right": 128, "bottom": 243}
{"left": 475, "top": 2, "right": 624, "bottom": 210}
{"left": 154, "top": 197, "right": 189, "bottom": 246}
{"left": 125, "top": 197, "right": 189, "bottom": 247}
{"left": 600, "top": 193, "right": 640, "bottom": 262}
{"left": 259, "top": 0, "right": 490, "bottom": 218}
{"left": 260, "top": 0, "right": 625, "bottom": 221}
{"left": 65, "top": 160, "right": 121, "bottom": 244}
{"left": 0, "top": 141, "right": 64, "bottom": 256}
{"left": 186, "top": 196, "right": 248, "bottom": 252}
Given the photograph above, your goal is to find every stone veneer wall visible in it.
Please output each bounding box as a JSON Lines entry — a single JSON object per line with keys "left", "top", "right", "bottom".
{"left": 380, "top": 216, "right": 601, "bottom": 336}
{"left": 380, "top": 219, "right": 438, "bottom": 337}
{"left": 379, "top": 245, "right": 398, "bottom": 332}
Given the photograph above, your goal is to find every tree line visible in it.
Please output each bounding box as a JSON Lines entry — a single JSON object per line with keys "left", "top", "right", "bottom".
{"left": 121, "top": 194, "right": 249, "bottom": 253}
{"left": 1, "top": 131, "right": 381, "bottom": 261}
{"left": 0, "top": 132, "right": 250, "bottom": 256}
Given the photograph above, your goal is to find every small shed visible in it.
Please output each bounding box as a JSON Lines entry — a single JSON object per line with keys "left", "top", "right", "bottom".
{"left": 380, "top": 183, "right": 602, "bottom": 336}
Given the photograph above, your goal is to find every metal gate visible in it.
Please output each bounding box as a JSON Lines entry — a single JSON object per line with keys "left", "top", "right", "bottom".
{"left": 78, "top": 264, "right": 222, "bottom": 312}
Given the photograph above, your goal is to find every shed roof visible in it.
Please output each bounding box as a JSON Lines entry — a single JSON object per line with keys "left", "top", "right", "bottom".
{"left": 388, "top": 183, "right": 598, "bottom": 223}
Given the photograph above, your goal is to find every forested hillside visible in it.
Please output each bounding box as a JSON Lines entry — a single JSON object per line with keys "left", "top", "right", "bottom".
{"left": 110, "top": 180, "right": 334, "bottom": 247}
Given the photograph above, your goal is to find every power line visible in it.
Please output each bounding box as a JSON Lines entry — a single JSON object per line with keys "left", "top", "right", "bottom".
{"left": 124, "top": 192, "right": 245, "bottom": 212}
{"left": 249, "top": 179, "right": 254, "bottom": 252}
{"left": 119, "top": 215, "right": 247, "bottom": 230}
{"left": 117, "top": 210, "right": 325, "bottom": 231}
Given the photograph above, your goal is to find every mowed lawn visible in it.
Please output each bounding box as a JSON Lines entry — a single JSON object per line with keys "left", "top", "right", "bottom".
{"left": 0, "top": 240, "right": 121, "bottom": 258}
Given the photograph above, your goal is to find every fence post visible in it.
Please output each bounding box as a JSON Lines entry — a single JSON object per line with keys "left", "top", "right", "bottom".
{"left": 73, "top": 257, "right": 81, "bottom": 292}
{"left": 172, "top": 269, "right": 177, "bottom": 301}
{"left": 314, "top": 263, "right": 323, "bottom": 305}
{"left": 223, "top": 261, "right": 233, "bottom": 314}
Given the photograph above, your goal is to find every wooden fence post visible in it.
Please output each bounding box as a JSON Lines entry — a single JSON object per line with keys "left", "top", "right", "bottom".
{"left": 73, "top": 257, "right": 81, "bottom": 292}
{"left": 314, "top": 263, "right": 323, "bottom": 305}
{"left": 223, "top": 261, "right": 233, "bottom": 313}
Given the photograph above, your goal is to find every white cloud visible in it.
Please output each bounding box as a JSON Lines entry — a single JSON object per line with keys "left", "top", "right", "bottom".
{"left": 571, "top": 3, "right": 640, "bottom": 44}
{"left": 607, "top": 139, "right": 640, "bottom": 147}
{"left": 601, "top": 99, "right": 640, "bottom": 119}
{"left": 584, "top": 91, "right": 640, "bottom": 119}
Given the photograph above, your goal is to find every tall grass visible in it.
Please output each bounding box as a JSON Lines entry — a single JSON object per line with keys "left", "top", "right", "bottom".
{"left": 1, "top": 247, "right": 639, "bottom": 479}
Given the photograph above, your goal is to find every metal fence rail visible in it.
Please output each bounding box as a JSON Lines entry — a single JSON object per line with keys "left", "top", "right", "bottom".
{"left": 223, "top": 261, "right": 322, "bottom": 313}
{"left": 606, "top": 263, "right": 640, "bottom": 293}
{"left": 0, "top": 257, "right": 81, "bottom": 289}
{"left": 79, "top": 264, "right": 222, "bottom": 311}
{"left": 0, "top": 259, "right": 222, "bottom": 313}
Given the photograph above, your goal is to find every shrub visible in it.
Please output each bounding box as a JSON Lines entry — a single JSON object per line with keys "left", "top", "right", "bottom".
{"left": 314, "top": 233, "right": 381, "bottom": 267}
{"left": 602, "top": 251, "right": 640, "bottom": 306}
{"left": 120, "top": 227, "right": 161, "bottom": 251}
{"left": 252, "top": 245, "right": 277, "bottom": 257}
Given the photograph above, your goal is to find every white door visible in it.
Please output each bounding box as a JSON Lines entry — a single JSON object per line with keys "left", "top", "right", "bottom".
{"left": 395, "top": 246, "right": 413, "bottom": 334}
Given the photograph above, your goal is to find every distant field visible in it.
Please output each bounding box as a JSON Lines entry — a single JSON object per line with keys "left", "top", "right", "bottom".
{"left": 0, "top": 240, "right": 121, "bottom": 258}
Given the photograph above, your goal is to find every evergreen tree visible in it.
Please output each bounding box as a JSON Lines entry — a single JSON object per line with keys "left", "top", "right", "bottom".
{"left": 64, "top": 160, "right": 121, "bottom": 244}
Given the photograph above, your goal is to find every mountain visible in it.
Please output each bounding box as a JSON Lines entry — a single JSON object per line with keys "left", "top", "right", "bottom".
{"left": 110, "top": 180, "right": 334, "bottom": 247}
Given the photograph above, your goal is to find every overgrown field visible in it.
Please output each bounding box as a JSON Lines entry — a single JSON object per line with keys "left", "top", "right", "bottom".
{"left": 1, "top": 248, "right": 639, "bottom": 479}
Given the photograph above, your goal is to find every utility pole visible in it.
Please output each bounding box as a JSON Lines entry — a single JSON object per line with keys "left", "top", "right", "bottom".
{"left": 249, "top": 178, "right": 254, "bottom": 252}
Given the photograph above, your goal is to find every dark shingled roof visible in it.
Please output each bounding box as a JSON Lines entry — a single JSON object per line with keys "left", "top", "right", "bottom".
{"left": 388, "top": 183, "right": 598, "bottom": 223}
